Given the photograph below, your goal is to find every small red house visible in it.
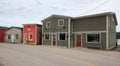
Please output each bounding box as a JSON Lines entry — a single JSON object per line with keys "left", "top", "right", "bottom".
{"left": 0, "top": 26, "right": 8, "bottom": 42}
{"left": 23, "top": 24, "right": 42, "bottom": 45}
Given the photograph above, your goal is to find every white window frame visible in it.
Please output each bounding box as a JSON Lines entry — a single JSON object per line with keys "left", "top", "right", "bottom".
{"left": 58, "top": 19, "right": 64, "bottom": 26}
{"left": 46, "top": 21, "right": 51, "bottom": 28}
{"left": 86, "top": 33, "right": 101, "bottom": 43}
{"left": 44, "top": 34, "right": 50, "bottom": 40}
{"left": 58, "top": 33, "right": 66, "bottom": 41}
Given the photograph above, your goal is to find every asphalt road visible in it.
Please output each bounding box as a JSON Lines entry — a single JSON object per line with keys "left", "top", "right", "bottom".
{"left": 0, "top": 43, "right": 120, "bottom": 66}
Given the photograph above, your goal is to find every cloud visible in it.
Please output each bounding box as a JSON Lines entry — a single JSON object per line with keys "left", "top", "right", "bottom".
{"left": 0, "top": 0, "right": 120, "bottom": 31}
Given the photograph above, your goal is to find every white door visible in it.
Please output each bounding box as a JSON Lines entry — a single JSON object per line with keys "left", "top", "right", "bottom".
{"left": 11, "top": 35, "right": 15, "bottom": 42}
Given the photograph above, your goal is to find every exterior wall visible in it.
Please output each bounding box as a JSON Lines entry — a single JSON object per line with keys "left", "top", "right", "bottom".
{"left": 73, "top": 16, "right": 106, "bottom": 32}
{"left": 43, "top": 17, "right": 68, "bottom": 33}
{"left": 23, "top": 25, "right": 36, "bottom": 45}
{"left": 43, "top": 17, "right": 69, "bottom": 47}
{"left": 37, "top": 25, "right": 42, "bottom": 45}
{"left": 108, "top": 15, "right": 116, "bottom": 49}
{"left": 5, "top": 28, "right": 22, "bottom": 43}
{"left": 70, "top": 20, "right": 74, "bottom": 47}
{"left": 0, "top": 29, "right": 6, "bottom": 42}
{"left": 81, "top": 32, "right": 106, "bottom": 50}
{"left": 23, "top": 25, "right": 42, "bottom": 45}
{"left": 72, "top": 15, "right": 107, "bottom": 50}
{"left": 43, "top": 33, "right": 51, "bottom": 45}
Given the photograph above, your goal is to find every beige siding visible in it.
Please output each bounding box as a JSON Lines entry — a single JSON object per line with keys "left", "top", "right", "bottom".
{"left": 5, "top": 28, "right": 22, "bottom": 43}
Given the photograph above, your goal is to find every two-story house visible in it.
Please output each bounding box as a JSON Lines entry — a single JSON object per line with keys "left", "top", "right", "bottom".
{"left": 42, "top": 12, "right": 117, "bottom": 50}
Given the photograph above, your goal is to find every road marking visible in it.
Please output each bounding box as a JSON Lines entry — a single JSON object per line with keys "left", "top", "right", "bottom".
{"left": 41, "top": 51, "right": 96, "bottom": 66}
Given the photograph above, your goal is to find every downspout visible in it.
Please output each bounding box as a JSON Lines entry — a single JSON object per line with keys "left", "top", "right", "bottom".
{"left": 106, "top": 15, "right": 109, "bottom": 50}
{"left": 68, "top": 18, "right": 71, "bottom": 48}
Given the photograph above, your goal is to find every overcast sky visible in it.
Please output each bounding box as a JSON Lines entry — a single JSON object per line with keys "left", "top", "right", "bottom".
{"left": 0, "top": 0, "right": 120, "bottom": 31}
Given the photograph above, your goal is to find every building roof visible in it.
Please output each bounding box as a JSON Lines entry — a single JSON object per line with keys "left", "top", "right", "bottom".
{"left": 22, "top": 23, "right": 42, "bottom": 26}
{"left": 0, "top": 26, "right": 9, "bottom": 29}
{"left": 41, "top": 14, "right": 72, "bottom": 22}
{"left": 8, "top": 26, "right": 23, "bottom": 30}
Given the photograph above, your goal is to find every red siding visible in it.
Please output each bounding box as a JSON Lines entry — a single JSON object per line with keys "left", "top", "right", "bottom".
{"left": 0, "top": 29, "right": 6, "bottom": 42}
{"left": 23, "top": 25, "right": 36, "bottom": 44}
{"left": 23, "top": 24, "right": 42, "bottom": 45}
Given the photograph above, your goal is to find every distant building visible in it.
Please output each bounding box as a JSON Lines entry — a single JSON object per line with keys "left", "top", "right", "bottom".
{"left": 116, "top": 32, "right": 120, "bottom": 45}
{"left": 0, "top": 26, "right": 8, "bottom": 43}
{"left": 42, "top": 12, "right": 117, "bottom": 50}
{"left": 5, "top": 27, "right": 23, "bottom": 43}
{"left": 23, "top": 24, "right": 42, "bottom": 45}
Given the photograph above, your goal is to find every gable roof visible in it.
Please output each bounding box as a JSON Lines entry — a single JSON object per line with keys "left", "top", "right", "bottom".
{"left": 22, "top": 23, "right": 42, "bottom": 26}
{"left": 0, "top": 26, "right": 9, "bottom": 29}
{"left": 73, "top": 12, "right": 118, "bottom": 25}
{"left": 7, "top": 26, "right": 23, "bottom": 31}
{"left": 41, "top": 14, "right": 72, "bottom": 22}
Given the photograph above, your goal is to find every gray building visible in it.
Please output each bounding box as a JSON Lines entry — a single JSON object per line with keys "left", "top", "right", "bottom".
{"left": 5, "top": 27, "right": 23, "bottom": 44}
{"left": 42, "top": 12, "right": 117, "bottom": 50}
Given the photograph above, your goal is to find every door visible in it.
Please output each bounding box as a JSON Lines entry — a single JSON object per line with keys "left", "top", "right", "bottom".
{"left": 23, "top": 34, "right": 27, "bottom": 44}
{"left": 76, "top": 34, "right": 81, "bottom": 47}
{"left": 52, "top": 34, "right": 56, "bottom": 46}
{"left": 11, "top": 34, "right": 15, "bottom": 42}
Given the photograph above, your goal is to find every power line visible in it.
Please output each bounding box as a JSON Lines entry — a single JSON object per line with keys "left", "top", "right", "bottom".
{"left": 80, "top": 0, "right": 111, "bottom": 15}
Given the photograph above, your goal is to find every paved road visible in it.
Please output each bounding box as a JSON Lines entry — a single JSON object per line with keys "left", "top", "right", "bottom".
{"left": 0, "top": 43, "right": 120, "bottom": 66}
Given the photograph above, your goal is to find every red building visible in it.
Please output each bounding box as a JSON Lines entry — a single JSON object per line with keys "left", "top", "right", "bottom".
{"left": 0, "top": 26, "right": 8, "bottom": 42}
{"left": 23, "top": 24, "right": 42, "bottom": 45}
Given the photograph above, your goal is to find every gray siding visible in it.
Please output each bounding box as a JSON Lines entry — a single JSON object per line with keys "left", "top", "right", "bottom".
{"left": 43, "top": 17, "right": 69, "bottom": 47}
{"left": 43, "top": 34, "right": 51, "bottom": 45}
{"left": 73, "top": 16, "right": 106, "bottom": 32}
{"left": 5, "top": 28, "right": 22, "bottom": 43}
{"left": 43, "top": 40, "right": 51, "bottom": 45}
{"left": 108, "top": 15, "right": 116, "bottom": 49}
{"left": 43, "top": 17, "right": 68, "bottom": 33}
{"left": 82, "top": 33, "right": 106, "bottom": 50}
{"left": 57, "top": 40, "right": 68, "bottom": 47}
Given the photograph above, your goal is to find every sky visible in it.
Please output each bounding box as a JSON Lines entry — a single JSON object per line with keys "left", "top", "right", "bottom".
{"left": 0, "top": 0, "right": 120, "bottom": 31}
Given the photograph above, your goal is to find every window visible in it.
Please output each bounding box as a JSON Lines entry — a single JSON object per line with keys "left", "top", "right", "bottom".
{"left": 46, "top": 21, "right": 51, "bottom": 28}
{"left": 59, "top": 33, "right": 66, "bottom": 40}
{"left": 16, "top": 34, "right": 18, "bottom": 39}
{"left": 87, "top": 34, "right": 100, "bottom": 43}
{"left": 29, "top": 34, "right": 33, "bottom": 40}
{"left": 44, "top": 34, "right": 50, "bottom": 40}
{"left": 8, "top": 35, "right": 11, "bottom": 39}
{"left": 58, "top": 19, "right": 64, "bottom": 26}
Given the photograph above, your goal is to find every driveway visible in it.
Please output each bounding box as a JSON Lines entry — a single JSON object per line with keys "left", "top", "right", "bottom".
{"left": 0, "top": 43, "right": 120, "bottom": 66}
